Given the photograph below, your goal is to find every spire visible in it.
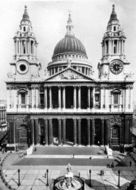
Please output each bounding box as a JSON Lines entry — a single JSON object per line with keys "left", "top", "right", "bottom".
{"left": 22, "top": 5, "right": 30, "bottom": 22}
{"left": 66, "top": 12, "right": 74, "bottom": 36}
{"left": 109, "top": 4, "right": 118, "bottom": 23}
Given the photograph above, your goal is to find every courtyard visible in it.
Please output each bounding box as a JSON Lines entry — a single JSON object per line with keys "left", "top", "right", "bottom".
{"left": 0, "top": 146, "right": 136, "bottom": 190}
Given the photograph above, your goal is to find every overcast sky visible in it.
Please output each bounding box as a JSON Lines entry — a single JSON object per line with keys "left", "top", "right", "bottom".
{"left": 0, "top": 0, "right": 136, "bottom": 103}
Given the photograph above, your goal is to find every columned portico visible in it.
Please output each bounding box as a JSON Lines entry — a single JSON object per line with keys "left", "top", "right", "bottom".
{"left": 44, "top": 85, "right": 94, "bottom": 110}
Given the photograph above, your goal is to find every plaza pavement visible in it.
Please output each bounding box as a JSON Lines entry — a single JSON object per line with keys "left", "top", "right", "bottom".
{"left": 1, "top": 146, "right": 136, "bottom": 190}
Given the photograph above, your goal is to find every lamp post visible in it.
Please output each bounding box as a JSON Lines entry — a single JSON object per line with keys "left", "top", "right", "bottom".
{"left": 18, "top": 169, "right": 21, "bottom": 186}
{"left": 89, "top": 169, "right": 92, "bottom": 187}
{"left": 46, "top": 169, "right": 49, "bottom": 186}
{"left": 118, "top": 170, "right": 120, "bottom": 188}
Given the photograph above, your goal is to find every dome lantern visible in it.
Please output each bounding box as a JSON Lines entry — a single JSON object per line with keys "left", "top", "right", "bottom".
{"left": 66, "top": 13, "right": 74, "bottom": 36}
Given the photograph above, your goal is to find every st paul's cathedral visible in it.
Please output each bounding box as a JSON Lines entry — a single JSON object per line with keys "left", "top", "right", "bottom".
{"left": 6, "top": 5, "right": 134, "bottom": 149}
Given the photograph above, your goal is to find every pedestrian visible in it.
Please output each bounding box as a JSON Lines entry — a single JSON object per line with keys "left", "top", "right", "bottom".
{"left": 130, "top": 161, "right": 132, "bottom": 167}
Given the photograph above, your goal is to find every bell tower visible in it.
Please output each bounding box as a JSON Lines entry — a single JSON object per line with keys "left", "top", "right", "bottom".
{"left": 9, "top": 6, "right": 40, "bottom": 81}
{"left": 14, "top": 5, "right": 38, "bottom": 61}
{"left": 98, "top": 5, "right": 130, "bottom": 81}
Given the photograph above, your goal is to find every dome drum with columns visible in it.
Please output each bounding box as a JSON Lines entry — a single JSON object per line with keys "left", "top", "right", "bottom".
{"left": 6, "top": 5, "right": 134, "bottom": 149}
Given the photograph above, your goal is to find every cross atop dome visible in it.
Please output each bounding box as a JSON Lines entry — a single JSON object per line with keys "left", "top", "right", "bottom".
{"left": 66, "top": 12, "right": 74, "bottom": 36}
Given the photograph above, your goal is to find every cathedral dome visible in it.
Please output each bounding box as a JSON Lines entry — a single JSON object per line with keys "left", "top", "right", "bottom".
{"left": 52, "top": 34, "right": 87, "bottom": 59}
{"left": 48, "top": 13, "right": 91, "bottom": 77}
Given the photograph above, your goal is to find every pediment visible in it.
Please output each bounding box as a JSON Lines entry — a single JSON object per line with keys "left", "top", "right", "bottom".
{"left": 46, "top": 68, "right": 94, "bottom": 82}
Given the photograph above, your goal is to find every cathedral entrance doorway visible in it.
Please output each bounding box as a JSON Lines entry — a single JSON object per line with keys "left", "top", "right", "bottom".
{"left": 95, "top": 119, "right": 102, "bottom": 145}
{"left": 81, "top": 119, "right": 88, "bottom": 145}
{"left": 66, "top": 119, "right": 74, "bottom": 144}
{"left": 52, "top": 119, "right": 59, "bottom": 144}
{"left": 111, "top": 124, "right": 120, "bottom": 145}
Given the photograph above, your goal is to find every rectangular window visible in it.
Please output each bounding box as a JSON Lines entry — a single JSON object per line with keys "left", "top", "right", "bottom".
{"left": 114, "top": 94, "right": 119, "bottom": 105}
{"left": 21, "top": 93, "right": 26, "bottom": 104}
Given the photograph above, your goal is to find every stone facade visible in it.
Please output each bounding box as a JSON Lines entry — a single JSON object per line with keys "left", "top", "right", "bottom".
{"left": 6, "top": 5, "right": 134, "bottom": 148}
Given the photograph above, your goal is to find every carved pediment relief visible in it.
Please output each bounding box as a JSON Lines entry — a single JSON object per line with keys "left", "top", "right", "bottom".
{"left": 46, "top": 68, "right": 93, "bottom": 82}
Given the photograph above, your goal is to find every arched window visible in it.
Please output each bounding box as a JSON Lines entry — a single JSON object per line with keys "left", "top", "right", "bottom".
{"left": 22, "top": 40, "right": 26, "bottom": 54}
{"left": 21, "top": 92, "right": 26, "bottom": 104}
{"left": 18, "top": 89, "right": 28, "bottom": 108}
{"left": 113, "top": 26, "right": 116, "bottom": 31}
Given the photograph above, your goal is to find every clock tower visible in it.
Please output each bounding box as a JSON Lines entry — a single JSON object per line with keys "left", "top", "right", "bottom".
{"left": 8, "top": 6, "right": 40, "bottom": 81}
{"left": 98, "top": 5, "right": 131, "bottom": 81}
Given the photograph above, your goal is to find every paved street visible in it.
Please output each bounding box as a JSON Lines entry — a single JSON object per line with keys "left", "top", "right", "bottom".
{"left": 2, "top": 166, "right": 135, "bottom": 190}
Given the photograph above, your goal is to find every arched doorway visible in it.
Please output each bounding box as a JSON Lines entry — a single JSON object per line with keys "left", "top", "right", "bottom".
{"left": 66, "top": 119, "right": 74, "bottom": 144}
{"left": 81, "top": 119, "right": 88, "bottom": 145}
{"left": 111, "top": 124, "right": 120, "bottom": 145}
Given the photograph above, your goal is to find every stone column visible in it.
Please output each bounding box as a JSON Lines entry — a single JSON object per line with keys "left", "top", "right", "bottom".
{"left": 78, "top": 86, "right": 81, "bottom": 109}
{"left": 101, "top": 119, "right": 104, "bottom": 145}
{"left": 63, "top": 119, "right": 66, "bottom": 144}
{"left": 58, "top": 119, "right": 62, "bottom": 144}
{"left": 19, "top": 41, "right": 21, "bottom": 55}
{"left": 58, "top": 87, "right": 61, "bottom": 109}
{"left": 78, "top": 119, "right": 81, "bottom": 145}
{"left": 45, "top": 119, "right": 48, "bottom": 145}
{"left": 74, "top": 119, "right": 77, "bottom": 145}
{"left": 74, "top": 87, "right": 77, "bottom": 109}
{"left": 35, "top": 119, "right": 39, "bottom": 144}
{"left": 88, "top": 87, "right": 90, "bottom": 108}
{"left": 49, "top": 119, "right": 53, "bottom": 144}
{"left": 87, "top": 119, "right": 91, "bottom": 146}
{"left": 13, "top": 121, "right": 16, "bottom": 144}
{"left": 92, "top": 88, "right": 95, "bottom": 108}
{"left": 44, "top": 87, "right": 47, "bottom": 109}
{"left": 63, "top": 87, "right": 66, "bottom": 109}
{"left": 31, "top": 119, "right": 35, "bottom": 144}
{"left": 92, "top": 119, "right": 95, "bottom": 144}
{"left": 49, "top": 87, "right": 52, "bottom": 109}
